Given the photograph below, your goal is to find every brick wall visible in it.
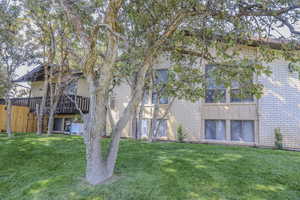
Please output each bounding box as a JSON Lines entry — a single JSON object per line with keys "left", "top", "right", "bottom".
{"left": 258, "top": 60, "right": 300, "bottom": 149}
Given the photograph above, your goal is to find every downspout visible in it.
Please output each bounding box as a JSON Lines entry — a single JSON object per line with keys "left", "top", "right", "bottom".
{"left": 255, "top": 47, "right": 260, "bottom": 147}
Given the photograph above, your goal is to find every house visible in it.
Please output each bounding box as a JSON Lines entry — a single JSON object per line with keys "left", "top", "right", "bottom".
{"left": 4, "top": 40, "right": 300, "bottom": 149}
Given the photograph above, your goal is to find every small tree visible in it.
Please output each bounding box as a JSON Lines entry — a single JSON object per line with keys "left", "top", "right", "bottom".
{"left": 0, "top": 1, "right": 35, "bottom": 137}
{"left": 274, "top": 128, "right": 283, "bottom": 150}
{"left": 177, "top": 125, "right": 186, "bottom": 143}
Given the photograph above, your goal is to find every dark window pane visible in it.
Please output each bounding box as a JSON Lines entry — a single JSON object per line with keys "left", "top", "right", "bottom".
{"left": 65, "top": 81, "right": 77, "bottom": 95}
{"left": 230, "top": 78, "right": 254, "bottom": 103}
{"left": 137, "top": 119, "right": 149, "bottom": 138}
{"left": 143, "top": 90, "right": 150, "bottom": 104}
{"left": 155, "top": 119, "right": 167, "bottom": 137}
{"left": 205, "top": 65, "right": 225, "bottom": 89}
{"left": 153, "top": 69, "right": 169, "bottom": 104}
{"left": 205, "top": 89, "right": 226, "bottom": 103}
{"left": 230, "top": 89, "right": 254, "bottom": 103}
{"left": 215, "top": 121, "right": 226, "bottom": 140}
{"left": 156, "top": 69, "right": 168, "bottom": 84}
{"left": 231, "top": 120, "right": 242, "bottom": 141}
{"left": 230, "top": 89, "right": 242, "bottom": 102}
{"left": 231, "top": 120, "right": 254, "bottom": 142}
{"left": 159, "top": 96, "right": 168, "bottom": 104}
{"left": 242, "top": 121, "right": 254, "bottom": 142}
{"left": 205, "top": 120, "right": 216, "bottom": 139}
{"left": 53, "top": 118, "right": 63, "bottom": 131}
{"left": 152, "top": 92, "right": 168, "bottom": 104}
{"left": 205, "top": 65, "right": 226, "bottom": 103}
{"left": 205, "top": 120, "right": 225, "bottom": 140}
{"left": 152, "top": 92, "right": 158, "bottom": 104}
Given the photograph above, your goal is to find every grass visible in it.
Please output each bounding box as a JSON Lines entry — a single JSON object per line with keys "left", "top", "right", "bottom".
{"left": 0, "top": 133, "right": 300, "bottom": 200}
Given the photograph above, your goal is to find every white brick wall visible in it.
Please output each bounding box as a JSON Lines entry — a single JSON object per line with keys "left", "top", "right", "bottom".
{"left": 258, "top": 60, "right": 300, "bottom": 148}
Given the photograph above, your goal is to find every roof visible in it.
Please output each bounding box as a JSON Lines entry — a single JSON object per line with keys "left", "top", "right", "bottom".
{"left": 14, "top": 65, "right": 45, "bottom": 82}
{"left": 244, "top": 37, "right": 300, "bottom": 50}
{"left": 15, "top": 37, "right": 300, "bottom": 83}
{"left": 14, "top": 65, "right": 82, "bottom": 83}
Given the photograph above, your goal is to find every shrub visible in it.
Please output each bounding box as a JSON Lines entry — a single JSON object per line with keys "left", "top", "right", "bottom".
{"left": 274, "top": 128, "right": 283, "bottom": 149}
{"left": 177, "top": 125, "right": 186, "bottom": 143}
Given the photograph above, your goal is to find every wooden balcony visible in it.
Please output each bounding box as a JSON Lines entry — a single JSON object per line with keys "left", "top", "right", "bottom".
{"left": 0, "top": 95, "right": 90, "bottom": 114}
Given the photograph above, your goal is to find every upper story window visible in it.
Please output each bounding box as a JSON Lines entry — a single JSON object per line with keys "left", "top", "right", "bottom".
{"left": 64, "top": 80, "right": 77, "bottom": 95}
{"left": 205, "top": 65, "right": 254, "bottom": 103}
{"left": 205, "top": 65, "right": 226, "bottom": 103}
{"left": 142, "top": 90, "right": 150, "bottom": 104}
{"left": 143, "top": 69, "right": 169, "bottom": 105}
{"left": 230, "top": 80, "right": 254, "bottom": 103}
{"left": 152, "top": 69, "right": 169, "bottom": 104}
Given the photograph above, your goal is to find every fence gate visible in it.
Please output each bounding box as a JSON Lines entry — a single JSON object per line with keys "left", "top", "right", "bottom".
{"left": 0, "top": 105, "right": 37, "bottom": 133}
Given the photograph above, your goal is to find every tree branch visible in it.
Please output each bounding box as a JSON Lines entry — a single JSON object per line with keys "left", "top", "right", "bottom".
{"left": 275, "top": 16, "right": 300, "bottom": 35}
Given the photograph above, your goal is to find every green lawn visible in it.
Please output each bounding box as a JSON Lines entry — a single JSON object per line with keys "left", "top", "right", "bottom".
{"left": 0, "top": 134, "right": 300, "bottom": 200}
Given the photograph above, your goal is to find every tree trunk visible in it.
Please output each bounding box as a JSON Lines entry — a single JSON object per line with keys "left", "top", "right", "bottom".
{"left": 148, "top": 100, "right": 159, "bottom": 142}
{"left": 47, "top": 97, "right": 59, "bottom": 136}
{"left": 107, "top": 107, "right": 115, "bottom": 135}
{"left": 36, "top": 104, "right": 42, "bottom": 135}
{"left": 6, "top": 98, "right": 12, "bottom": 137}
{"left": 105, "top": 61, "right": 153, "bottom": 176}
{"left": 131, "top": 110, "right": 137, "bottom": 139}
{"left": 130, "top": 86, "right": 138, "bottom": 139}
{"left": 37, "top": 66, "right": 48, "bottom": 135}
{"left": 85, "top": 77, "right": 110, "bottom": 185}
{"left": 136, "top": 90, "right": 146, "bottom": 139}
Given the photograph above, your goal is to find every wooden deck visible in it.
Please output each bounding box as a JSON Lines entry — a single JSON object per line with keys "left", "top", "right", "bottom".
{"left": 0, "top": 95, "right": 90, "bottom": 114}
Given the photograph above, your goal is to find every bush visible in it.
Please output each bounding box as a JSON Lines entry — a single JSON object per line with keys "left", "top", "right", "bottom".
{"left": 177, "top": 125, "right": 186, "bottom": 143}
{"left": 274, "top": 128, "right": 283, "bottom": 149}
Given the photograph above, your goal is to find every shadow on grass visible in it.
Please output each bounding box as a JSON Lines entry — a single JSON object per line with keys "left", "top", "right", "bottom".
{"left": 0, "top": 135, "right": 300, "bottom": 200}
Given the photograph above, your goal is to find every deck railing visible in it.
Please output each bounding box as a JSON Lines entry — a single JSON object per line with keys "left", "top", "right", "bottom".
{"left": 0, "top": 95, "right": 90, "bottom": 114}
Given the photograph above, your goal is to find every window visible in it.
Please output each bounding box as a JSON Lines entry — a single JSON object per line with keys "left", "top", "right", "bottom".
{"left": 64, "top": 80, "right": 77, "bottom": 95}
{"left": 205, "top": 120, "right": 226, "bottom": 140}
{"left": 152, "top": 92, "right": 168, "bottom": 104}
{"left": 53, "top": 118, "right": 63, "bottom": 131}
{"left": 152, "top": 69, "right": 169, "bottom": 104}
{"left": 231, "top": 120, "right": 254, "bottom": 142}
{"left": 205, "top": 65, "right": 226, "bottom": 103}
{"left": 137, "top": 119, "right": 149, "bottom": 138}
{"left": 230, "top": 80, "right": 254, "bottom": 103}
{"left": 143, "top": 90, "right": 150, "bottom": 104}
{"left": 155, "top": 119, "right": 167, "bottom": 137}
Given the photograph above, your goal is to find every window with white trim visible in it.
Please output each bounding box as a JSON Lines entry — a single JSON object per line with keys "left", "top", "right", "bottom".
{"left": 152, "top": 69, "right": 169, "bottom": 104}
{"left": 205, "top": 65, "right": 226, "bottom": 103}
{"left": 230, "top": 80, "right": 254, "bottom": 103}
{"left": 205, "top": 120, "right": 226, "bottom": 140}
{"left": 230, "top": 120, "right": 254, "bottom": 142}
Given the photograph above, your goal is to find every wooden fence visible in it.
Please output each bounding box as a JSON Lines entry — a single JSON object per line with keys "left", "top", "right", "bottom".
{"left": 0, "top": 105, "right": 37, "bottom": 133}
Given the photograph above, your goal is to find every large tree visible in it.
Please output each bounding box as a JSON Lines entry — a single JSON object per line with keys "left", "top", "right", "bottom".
{"left": 21, "top": 0, "right": 300, "bottom": 185}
